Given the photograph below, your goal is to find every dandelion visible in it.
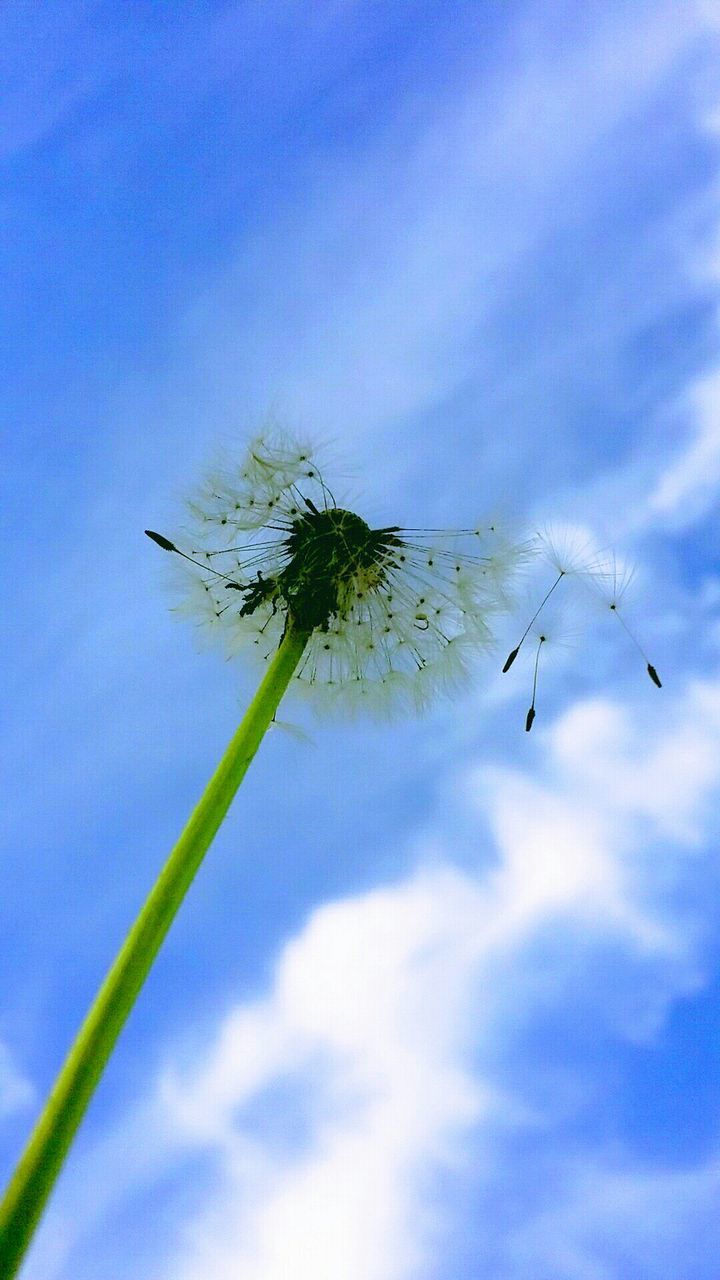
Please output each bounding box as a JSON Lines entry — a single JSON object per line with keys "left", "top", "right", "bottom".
{"left": 0, "top": 429, "right": 532, "bottom": 1275}
{"left": 0, "top": 435, "right": 666, "bottom": 1273}
{"left": 151, "top": 432, "right": 532, "bottom": 716}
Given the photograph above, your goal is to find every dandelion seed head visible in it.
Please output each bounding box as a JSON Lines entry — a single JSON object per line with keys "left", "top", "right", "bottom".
{"left": 158, "top": 430, "right": 530, "bottom": 716}
{"left": 468, "top": 517, "right": 537, "bottom": 610}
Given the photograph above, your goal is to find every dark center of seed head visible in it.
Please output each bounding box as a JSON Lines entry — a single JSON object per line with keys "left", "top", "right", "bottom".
{"left": 280, "top": 506, "right": 401, "bottom": 630}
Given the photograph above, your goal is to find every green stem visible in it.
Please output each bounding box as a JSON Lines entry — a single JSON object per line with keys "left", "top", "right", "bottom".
{"left": 0, "top": 624, "right": 309, "bottom": 1279}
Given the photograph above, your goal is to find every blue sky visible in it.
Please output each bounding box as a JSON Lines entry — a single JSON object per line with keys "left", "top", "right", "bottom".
{"left": 2, "top": 1, "right": 720, "bottom": 1276}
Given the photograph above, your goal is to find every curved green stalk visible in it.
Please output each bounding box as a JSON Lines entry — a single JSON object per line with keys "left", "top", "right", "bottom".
{"left": 0, "top": 624, "right": 309, "bottom": 1278}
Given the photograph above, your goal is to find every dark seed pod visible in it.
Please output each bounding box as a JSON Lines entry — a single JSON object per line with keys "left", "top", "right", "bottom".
{"left": 145, "top": 530, "right": 176, "bottom": 552}
{"left": 503, "top": 647, "right": 519, "bottom": 673}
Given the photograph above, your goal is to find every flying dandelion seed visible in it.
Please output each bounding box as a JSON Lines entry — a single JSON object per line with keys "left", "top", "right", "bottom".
{"left": 590, "top": 553, "right": 663, "bottom": 688}
{"left": 502, "top": 526, "right": 605, "bottom": 674}
{"left": 502, "top": 527, "right": 662, "bottom": 729}
{"left": 147, "top": 431, "right": 533, "bottom": 716}
{"left": 517, "top": 602, "right": 580, "bottom": 732}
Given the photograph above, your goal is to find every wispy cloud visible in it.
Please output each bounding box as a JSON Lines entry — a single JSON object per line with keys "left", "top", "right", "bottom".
{"left": 174, "top": 0, "right": 708, "bottom": 461}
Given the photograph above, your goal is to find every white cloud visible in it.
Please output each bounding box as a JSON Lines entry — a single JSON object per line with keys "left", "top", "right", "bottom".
{"left": 137, "top": 672, "right": 720, "bottom": 1280}
{"left": 159, "top": 870, "right": 488, "bottom": 1280}
{"left": 549, "top": 684, "right": 720, "bottom": 843}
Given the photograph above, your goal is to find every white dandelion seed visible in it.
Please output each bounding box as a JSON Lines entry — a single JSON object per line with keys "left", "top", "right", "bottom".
{"left": 588, "top": 553, "right": 663, "bottom": 688}
{"left": 147, "top": 430, "right": 531, "bottom": 716}
{"left": 500, "top": 526, "right": 662, "bottom": 728}
{"left": 537, "top": 522, "right": 608, "bottom": 579}
{"left": 515, "top": 600, "right": 581, "bottom": 732}
{"left": 502, "top": 521, "right": 614, "bottom": 672}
